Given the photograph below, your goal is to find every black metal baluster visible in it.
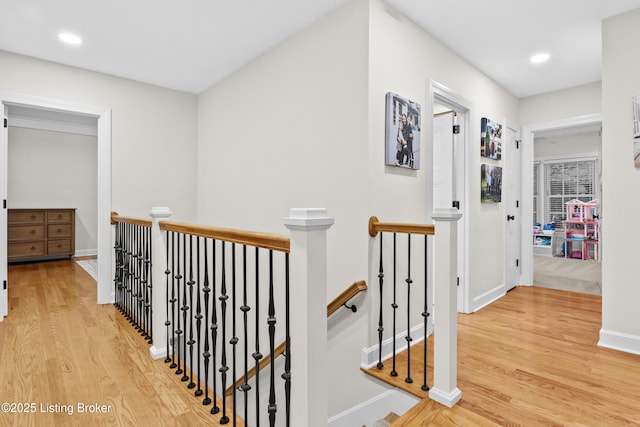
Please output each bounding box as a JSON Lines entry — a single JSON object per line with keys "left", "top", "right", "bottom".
{"left": 194, "top": 237, "right": 203, "bottom": 397}
{"left": 145, "top": 226, "right": 153, "bottom": 342}
{"left": 219, "top": 242, "right": 230, "bottom": 424}
{"left": 253, "top": 247, "right": 262, "bottom": 427}
{"left": 202, "top": 238, "right": 212, "bottom": 406}
{"left": 231, "top": 243, "right": 238, "bottom": 427}
{"left": 181, "top": 233, "right": 189, "bottom": 383}
{"left": 164, "top": 230, "right": 172, "bottom": 365}
{"left": 422, "top": 235, "right": 430, "bottom": 392}
{"left": 377, "top": 233, "right": 384, "bottom": 369}
{"left": 391, "top": 233, "right": 398, "bottom": 377}
{"left": 267, "top": 250, "right": 277, "bottom": 427}
{"left": 175, "top": 233, "right": 183, "bottom": 376}
{"left": 136, "top": 224, "right": 143, "bottom": 332}
{"left": 211, "top": 239, "right": 220, "bottom": 415}
{"left": 113, "top": 222, "right": 122, "bottom": 311}
{"left": 240, "top": 245, "right": 251, "bottom": 423}
{"left": 169, "top": 232, "right": 178, "bottom": 369}
{"left": 187, "top": 235, "right": 196, "bottom": 388}
{"left": 405, "top": 234, "right": 413, "bottom": 384}
{"left": 283, "top": 252, "right": 291, "bottom": 427}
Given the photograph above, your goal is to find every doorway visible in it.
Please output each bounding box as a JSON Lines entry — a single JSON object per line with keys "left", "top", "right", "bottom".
{"left": 0, "top": 93, "right": 112, "bottom": 322}
{"left": 521, "top": 114, "right": 602, "bottom": 290}
{"left": 427, "top": 80, "right": 471, "bottom": 313}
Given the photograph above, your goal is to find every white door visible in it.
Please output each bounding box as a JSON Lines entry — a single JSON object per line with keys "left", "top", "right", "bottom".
{"left": 433, "top": 110, "right": 465, "bottom": 309}
{"left": 504, "top": 127, "right": 521, "bottom": 291}
{"left": 1, "top": 105, "right": 8, "bottom": 320}
{"left": 433, "top": 112, "right": 455, "bottom": 210}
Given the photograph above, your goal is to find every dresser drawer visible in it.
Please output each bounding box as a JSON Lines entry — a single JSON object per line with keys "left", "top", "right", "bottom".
{"left": 48, "top": 224, "right": 72, "bottom": 239}
{"left": 8, "top": 242, "right": 45, "bottom": 258}
{"left": 48, "top": 240, "right": 72, "bottom": 255}
{"left": 8, "top": 210, "right": 44, "bottom": 224}
{"left": 47, "top": 210, "right": 73, "bottom": 223}
{"left": 8, "top": 225, "right": 45, "bottom": 241}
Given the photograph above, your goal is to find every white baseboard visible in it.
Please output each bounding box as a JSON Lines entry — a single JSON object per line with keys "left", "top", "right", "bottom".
{"left": 150, "top": 345, "right": 168, "bottom": 360}
{"left": 598, "top": 329, "right": 640, "bottom": 355}
{"left": 361, "top": 323, "right": 432, "bottom": 370}
{"left": 75, "top": 249, "right": 98, "bottom": 257}
{"left": 472, "top": 284, "right": 506, "bottom": 312}
{"left": 429, "top": 387, "right": 462, "bottom": 408}
{"left": 328, "top": 389, "right": 419, "bottom": 427}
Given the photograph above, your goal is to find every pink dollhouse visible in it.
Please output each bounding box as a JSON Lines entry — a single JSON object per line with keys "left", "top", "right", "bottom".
{"left": 563, "top": 199, "right": 599, "bottom": 260}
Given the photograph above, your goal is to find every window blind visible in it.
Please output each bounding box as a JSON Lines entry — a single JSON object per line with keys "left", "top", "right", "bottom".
{"left": 543, "top": 159, "right": 596, "bottom": 230}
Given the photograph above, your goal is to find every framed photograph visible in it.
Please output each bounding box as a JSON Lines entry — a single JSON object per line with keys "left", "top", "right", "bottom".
{"left": 633, "top": 95, "right": 640, "bottom": 167}
{"left": 480, "top": 117, "right": 502, "bottom": 160}
{"left": 481, "top": 164, "right": 502, "bottom": 203}
{"left": 385, "top": 92, "right": 421, "bottom": 169}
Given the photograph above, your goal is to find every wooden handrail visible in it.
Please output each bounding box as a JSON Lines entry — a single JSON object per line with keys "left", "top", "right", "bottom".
{"left": 327, "top": 280, "right": 368, "bottom": 316}
{"left": 225, "top": 280, "right": 368, "bottom": 396}
{"left": 159, "top": 220, "right": 290, "bottom": 253}
{"left": 368, "top": 216, "right": 435, "bottom": 237}
{"left": 110, "top": 211, "right": 152, "bottom": 228}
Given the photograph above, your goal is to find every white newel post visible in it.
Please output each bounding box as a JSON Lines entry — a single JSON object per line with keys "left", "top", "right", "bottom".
{"left": 430, "top": 207, "right": 462, "bottom": 407}
{"left": 283, "top": 208, "right": 334, "bottom": 427}
{"left": 149, "top": 206, "right": 173, "bottom": 360}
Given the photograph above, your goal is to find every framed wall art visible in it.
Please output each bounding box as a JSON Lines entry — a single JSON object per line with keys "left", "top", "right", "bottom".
{"left": 385, "top": 92, "right": 421, "bottom": 170}
{"left": 480, "top": 117, "right": 502, "bottom": 160}
{"left": 481, "top": 163, "right": 502, "bottom": 203}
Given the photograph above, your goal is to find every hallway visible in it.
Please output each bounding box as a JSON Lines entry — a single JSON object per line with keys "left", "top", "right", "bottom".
{"left": 0, "top": 260, "right": 222, "bottom": 426}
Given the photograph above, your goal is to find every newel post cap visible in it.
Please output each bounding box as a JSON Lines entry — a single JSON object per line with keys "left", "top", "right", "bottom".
{"left": 283, "top": 208, "right": 335, "bottom": 231}
{"left": 431, "top": 207, "right": 462, "bottom": 222}
{"left": 150, "top": 206, "right": 173, "bottom": 219}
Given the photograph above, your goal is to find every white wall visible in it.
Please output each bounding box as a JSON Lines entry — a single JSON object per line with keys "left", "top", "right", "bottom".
{"left": 520, "top": 82, "right": 602, "bottom": 125}
{"left": 368, "top": 0, "right": 519, "bottom": 308}
{"left": 0, "top": 50, "right": 198, "bottom": 221}
{"left": 8, "top": 127, "right": 98, "bottom": 254}
{"left": 534, "top": 131, "right": 600, "bottom": 159}
{"left": 197, "top": 0, "right": 378, "bottom": 417}
{"left": 600, "top": 8, "right": 640, "bottom": 353}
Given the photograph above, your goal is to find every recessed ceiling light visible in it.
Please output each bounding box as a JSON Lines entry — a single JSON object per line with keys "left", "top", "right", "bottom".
{"left": 530, "top": 53, "right": 550, "bottom": 64}
{"left": 58, "top": 33, "right": 83, "bottom": 46}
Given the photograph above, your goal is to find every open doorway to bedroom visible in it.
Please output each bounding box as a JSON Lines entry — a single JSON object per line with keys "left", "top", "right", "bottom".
{"left": 532, "top": 124, "right": 602, "bottom": 295}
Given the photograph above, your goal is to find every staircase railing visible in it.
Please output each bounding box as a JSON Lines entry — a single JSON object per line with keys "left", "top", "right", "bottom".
{"left": 226, "top": 279, "right": 368, "bottom": 396}
{"left": 112, "top": 207, "right": 334, "bottom": 427}
{"left": 367, "top": 211, "right": 462, "bottom": 408}
{"left": 111, "top": 212, "right": 153, "bottom": 343}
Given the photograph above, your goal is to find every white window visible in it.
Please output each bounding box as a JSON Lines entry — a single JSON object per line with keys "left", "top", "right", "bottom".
{"left": 540, "top": 158, "right": 597, "bottom": 230}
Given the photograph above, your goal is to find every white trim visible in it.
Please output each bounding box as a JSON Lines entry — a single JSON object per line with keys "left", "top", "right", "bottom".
{"left": 428, "top": 386, "right": 462, "bottom": 408}
{"left": 427, "top": 80, "right": 474, "bottom": 314}
{"left": 535, "top": 153, "right": 599, "bottom": 163}
{"left": 328, "top": 389, "right": 419, "bottom": 427}
{"left": 75, "top": 249, "right": 98, "bottom": 257}
{"left": 472, "top": 284, "right": 506, "bottom": 312}
{"left": 521, "top": 113, "right": 602, "bottom": 287}
{"left": 598, "top": 329, "right": 640, "bottom": 355}
{"left": 149, "top": 345, "right": 168, "bottom": 360}
{"left": 0, "top": 91, "right": 112, "bottom": 306}
{"left": 361, "top": 323, "right": 430, "bottom": 370}
{"left": 8, "top": 115, "right": 97, "bottom": 137}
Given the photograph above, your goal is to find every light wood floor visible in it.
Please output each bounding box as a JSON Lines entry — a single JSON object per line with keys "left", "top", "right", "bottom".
{"left": 367, "top": 286, "right": 640, "bottom": 426}
{"left": 534, "top": 255, "right": 601, "bottom": 295}
{"left": 0, "top": 260, "right": 236, "bottom": 427}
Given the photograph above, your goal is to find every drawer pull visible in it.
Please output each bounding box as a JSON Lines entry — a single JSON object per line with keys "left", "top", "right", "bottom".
{"left": 30, "top": 230, "right": 36, "bottom": 234}
{"left": 58, "top": 214, "right": 62, "bottom": 219}
{"left": 31, "top": 246, "right": 36, "bottom": 251}
{"left": 31, "top": 215, "right": 36, "bottom": 220}
{"left": 58, "top": 228, "right": 62, "bottom": 233}
{"left": 58, "top": 244, "right": 62, "bottom": 248}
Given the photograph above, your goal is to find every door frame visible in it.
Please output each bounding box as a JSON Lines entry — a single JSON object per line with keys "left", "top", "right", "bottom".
{"left": 503, "top": 125, "right": 521, "bottom": 291}
{"left": 520, "top": 113, "right": 602, "bottom": 287}
{"left": 0, "top": 92, "right": 112, "bottom": 320}
{"left": 426, "top": 80, "right": 473, "bottom": 313}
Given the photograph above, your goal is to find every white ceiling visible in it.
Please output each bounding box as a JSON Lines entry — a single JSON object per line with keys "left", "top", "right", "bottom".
{"left": 1, "top": 0, "right": 640, "bottom": 97}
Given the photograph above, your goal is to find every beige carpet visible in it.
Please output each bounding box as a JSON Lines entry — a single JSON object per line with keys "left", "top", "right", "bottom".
{"left": 534, "top": 255, "right": 601, "bottom": 295}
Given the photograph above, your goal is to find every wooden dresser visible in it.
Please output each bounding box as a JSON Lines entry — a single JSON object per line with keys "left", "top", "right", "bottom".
{"left": 8, "top": 208, "right": 76, "bottom": 263}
